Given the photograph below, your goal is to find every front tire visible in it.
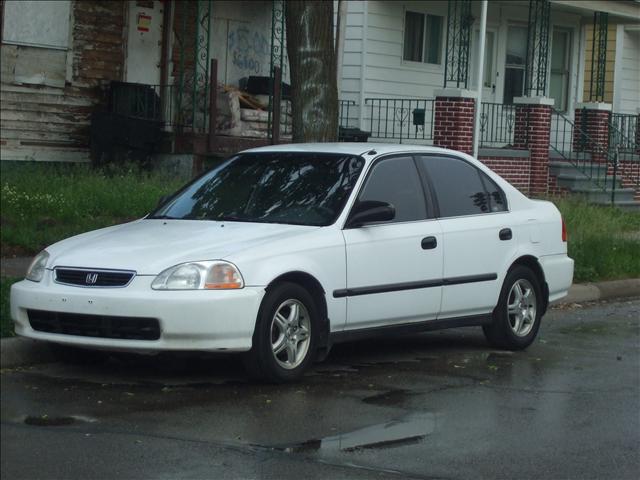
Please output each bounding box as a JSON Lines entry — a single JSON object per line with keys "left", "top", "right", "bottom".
{"left": 483, "top": 265, "right": 543, "bottom": 350}
{"left": 244, "top": 282, "right": 318, "bottom": 383}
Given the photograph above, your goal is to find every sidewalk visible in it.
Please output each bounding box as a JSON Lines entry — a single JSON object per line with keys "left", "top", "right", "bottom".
{"left": 1, "top": 256, "right": 639, "bottom": 368}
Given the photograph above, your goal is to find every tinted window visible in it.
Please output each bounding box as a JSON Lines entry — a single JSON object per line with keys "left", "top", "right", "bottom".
{"left": 151, "top": 153, "right": 364, "bottom": 226}
{"left": 420, "top": 156, "right": 493, "bottom": 217}
{"left": 357, "top": 156, "right": 427, "bottom": 223}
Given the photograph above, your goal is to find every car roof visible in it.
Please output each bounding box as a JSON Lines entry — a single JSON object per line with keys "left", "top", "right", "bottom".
{"left": 241, "top": 142, "right": 458, "bottom": 157}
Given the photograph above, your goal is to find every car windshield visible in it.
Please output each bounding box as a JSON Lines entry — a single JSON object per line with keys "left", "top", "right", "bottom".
{"left": 149, "top": 152, "right": 365, "bottom": 226}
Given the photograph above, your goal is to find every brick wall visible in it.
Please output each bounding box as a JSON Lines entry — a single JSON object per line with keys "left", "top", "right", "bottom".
{"left": 479, "top": 156, "right": 531, "bottom": 195}
{"left": 433, "top": 97, "right": 475, "bottom": 155}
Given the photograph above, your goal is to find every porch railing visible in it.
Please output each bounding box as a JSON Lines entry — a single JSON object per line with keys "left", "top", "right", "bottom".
{"left": 609, "top": 113, "right": 638, "bottom": 154}
{"left": 364, "top": 98, "right": 435, "bottom": 142}
{"left": 550, "top": 109, "right": 610, "bottom": 192}
{"left": 551, "top": 109, "right": 639, "bottom": 203}
{"left": 479, "top": 103, "right": 517, "bottom": 147}
{"left": 108, "top": 82, "right": 208, "bottom": 133}
{"left": 339, "top": 100, "right": 358, "bottom": 128}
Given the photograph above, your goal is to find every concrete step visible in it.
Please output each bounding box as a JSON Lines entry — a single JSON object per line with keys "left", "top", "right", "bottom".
{"left": 570, "top": 188, "right": 637, "bottom": 203}
{"left": 549, "top": 150, "right": 593, "bottom": 162}
{"left": 555, "top": 173, "right": 622, "bottom": 191}
{"left": 611, "top": 200, "right": 640, "bottom": 211}
{"left": 549, "top": 160, "right": 609, "bottom": 178}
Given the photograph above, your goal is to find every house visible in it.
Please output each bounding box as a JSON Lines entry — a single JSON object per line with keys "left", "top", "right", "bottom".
{"left": 1, "top": 0, "right": 638, "bottom": 204}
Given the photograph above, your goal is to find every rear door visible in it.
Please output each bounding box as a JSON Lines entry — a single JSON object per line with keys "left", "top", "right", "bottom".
{"left": 341, "top": 155, "right": 443, "bottom": 330}
{"left": 417, "top": 155, "right": 515, "bottom": 318}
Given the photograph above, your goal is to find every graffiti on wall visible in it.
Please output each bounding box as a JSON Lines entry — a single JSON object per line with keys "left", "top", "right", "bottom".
{"left": 228, "top": 24, "right": 269, "bottom": 75}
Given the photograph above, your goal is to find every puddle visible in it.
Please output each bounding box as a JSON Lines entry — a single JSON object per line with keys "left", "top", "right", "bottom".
{"left": 278, "top": 412, "right": 437, "bottom": 453}
{"left": 23, "top": 414, "right": 97, "bottom": 427}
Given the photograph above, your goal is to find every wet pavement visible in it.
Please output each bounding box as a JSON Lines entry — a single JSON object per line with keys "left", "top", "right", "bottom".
{"left": 1, "top": 299, "right": 638, "bottom": 479}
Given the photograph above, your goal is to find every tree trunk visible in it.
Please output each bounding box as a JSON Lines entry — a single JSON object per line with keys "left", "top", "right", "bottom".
{"left": 285, "top": 1, "right": 338, "bottom": 142}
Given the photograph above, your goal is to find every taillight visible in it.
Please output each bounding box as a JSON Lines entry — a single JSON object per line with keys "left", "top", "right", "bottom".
{"left": 561, "top": 217, "right": 567, "bottom": 242}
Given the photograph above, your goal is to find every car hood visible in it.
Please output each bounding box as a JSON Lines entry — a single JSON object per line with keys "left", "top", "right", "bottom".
{"left": 46, "top": 219, "right": 318, "bottom": 274}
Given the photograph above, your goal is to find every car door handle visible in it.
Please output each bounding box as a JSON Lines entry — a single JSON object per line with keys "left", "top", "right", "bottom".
{"left": 421, "top": 236, "right": 437, "bottom": 250}
{"left": 499, "top": 228, "right": 512, "bottom": 241}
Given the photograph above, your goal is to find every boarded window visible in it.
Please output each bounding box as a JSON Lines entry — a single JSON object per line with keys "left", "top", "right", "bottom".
{"left": 403, "top": 11, "right": 443, "bottom": 65}
{"left": 1, "top": 0, "right": 71, "bottom": 88}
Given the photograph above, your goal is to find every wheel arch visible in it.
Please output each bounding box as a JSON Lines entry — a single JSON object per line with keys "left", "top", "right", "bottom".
{"left": 509, "top": 255, "right": 549, "bottom": 314}
{"left": 265, "top": 271, "right": 330, "bottom": 358}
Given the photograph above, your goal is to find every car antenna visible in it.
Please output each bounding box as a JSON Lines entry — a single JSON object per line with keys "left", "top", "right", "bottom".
{"left": 366, "top": 149, "right": 377, "bottom": 155}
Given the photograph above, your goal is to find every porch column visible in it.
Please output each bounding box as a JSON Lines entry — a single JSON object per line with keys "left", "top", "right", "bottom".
{"left": 573, "top": 102, "right": 612, "bottom": 163}
{"left": 513, "top": 97, "right": 554, "bottom": 195}
{"left": 511, "top": 0, "right": 553, "bottom": 196}
{"left": 433, "top": 88, "right": 476, "bottom": 155}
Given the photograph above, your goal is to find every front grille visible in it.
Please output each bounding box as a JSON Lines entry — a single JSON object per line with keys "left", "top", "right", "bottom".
{"left": 55, "top": 268, "right": 135, "bottom": 287}
{"left": 28, "top": 310, "right": 160, "bottom": 340}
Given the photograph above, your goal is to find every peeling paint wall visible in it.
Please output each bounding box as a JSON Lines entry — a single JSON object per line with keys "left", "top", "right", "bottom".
{"left": 1, "top": 0, "right": 125, "bottom": 162}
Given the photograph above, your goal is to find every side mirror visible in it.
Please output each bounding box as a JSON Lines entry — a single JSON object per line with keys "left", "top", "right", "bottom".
{"left": 346, "top": 200, "right": 395, "bottom": 228}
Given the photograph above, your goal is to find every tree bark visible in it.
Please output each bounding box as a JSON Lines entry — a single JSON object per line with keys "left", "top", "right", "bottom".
{"left": 285, "top": 1, "right": 338, "bottom": 142}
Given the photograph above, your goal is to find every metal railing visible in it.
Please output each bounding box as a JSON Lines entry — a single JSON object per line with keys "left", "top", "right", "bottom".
{"left": 479, "top": 103, "right": 517, "bottom": 147}
{"left": 550, "top": 109, "right": 613, "bottom": 193}
{"left": 364, "top": 98, "right": 435, "bottom": 143}
{"left": 609, "top": 113, "right": 638, "bottom": 153}
{"left": 108, "top": 82, "right": 208, "bottom": 133}
{"left": 339, "top": 100, "right": 357, "bottom": 128}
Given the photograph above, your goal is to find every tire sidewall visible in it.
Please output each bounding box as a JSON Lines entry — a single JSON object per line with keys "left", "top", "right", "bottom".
{"left": 495, "top": 266, "right": 543, "bottom": 349}
{"left": 252, "top": 282, "right": 319, "bottom": 382}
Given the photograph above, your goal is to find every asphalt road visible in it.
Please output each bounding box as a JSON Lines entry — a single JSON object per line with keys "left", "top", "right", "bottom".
{"left": 1, "top": 299, "right": 639, "bottom": 480}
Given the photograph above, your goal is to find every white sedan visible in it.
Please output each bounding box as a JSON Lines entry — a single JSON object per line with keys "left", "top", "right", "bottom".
{"left": 11, "top": 144, "right": 574, "bottom": 382}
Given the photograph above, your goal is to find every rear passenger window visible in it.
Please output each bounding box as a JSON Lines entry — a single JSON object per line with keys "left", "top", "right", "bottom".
{"left": 481, "top": 173, "right": 508, "bottom": 212}
{"left": 358, "top": 156, "right": 427, "bottom": 223}
{"left": 419, "top": 156, "right": 504, "bottom": 217}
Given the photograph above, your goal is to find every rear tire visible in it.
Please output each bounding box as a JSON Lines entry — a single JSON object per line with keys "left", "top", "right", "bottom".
{"left": 483, "top": 265, "right": 543, "bottom": 350}
{"left": 243, "top": 282, "right": 318, "bottom": 383}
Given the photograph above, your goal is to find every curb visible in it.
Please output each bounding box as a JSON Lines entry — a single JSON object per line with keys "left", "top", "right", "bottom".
{"left": 1, "top": 278, "right": 639, "bottom": 369}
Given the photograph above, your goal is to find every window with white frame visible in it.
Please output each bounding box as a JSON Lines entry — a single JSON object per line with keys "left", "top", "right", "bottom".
{"left": 1, "top": 0, "right": 71, "bottom": 88}
{"left": 549, "top": 29, "right": 571, "bottom": 112}
{"left": 503, "top": 26, "right": 527, "bottom": 104}
{"left": 403, "top": 11, "right": 443, "bottom": 65}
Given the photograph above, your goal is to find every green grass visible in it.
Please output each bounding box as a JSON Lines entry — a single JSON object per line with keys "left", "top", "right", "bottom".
{"left": 1, "top": 162, "right": 185, "bottom": 254}
{"left": 1, "top": 277, "right": 18, "bottom": 337}
{"left": 550, "top": 197, "right": 640, "bottom": 283}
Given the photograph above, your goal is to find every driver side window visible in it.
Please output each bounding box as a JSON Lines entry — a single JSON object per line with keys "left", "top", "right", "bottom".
{"left": 358, "top": 156, "right": 427, "bottom": 223}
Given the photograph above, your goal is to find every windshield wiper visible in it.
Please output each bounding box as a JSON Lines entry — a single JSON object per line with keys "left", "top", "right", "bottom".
{"left": 148, "top": 214, "right": 180, "bottom": 220}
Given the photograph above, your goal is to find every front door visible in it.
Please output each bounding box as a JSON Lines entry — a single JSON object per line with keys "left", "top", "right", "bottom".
{"left": 125, "top": 0, "right": 163, "bottom": 84}
{"left": 342, "top": 156, "right": 443, "bottom": 330}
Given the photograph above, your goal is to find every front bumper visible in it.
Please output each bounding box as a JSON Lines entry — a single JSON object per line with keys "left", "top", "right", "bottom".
{"left": 10, "top": 273, "right": 265, "bottom": 352}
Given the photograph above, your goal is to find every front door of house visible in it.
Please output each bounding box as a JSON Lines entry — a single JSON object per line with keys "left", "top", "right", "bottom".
{"left": 125, "top": 0, "right": 163, "bottom": 85}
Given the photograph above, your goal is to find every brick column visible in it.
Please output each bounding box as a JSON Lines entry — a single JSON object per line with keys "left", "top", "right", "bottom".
{"left": 513, "top": 97, "right": 554, "bottom": 196}
{"left": 433, "top": 89, "right": 476, "bottom": 156}
{"left": 573, "top": 102, "right": 612, "bottom": 163}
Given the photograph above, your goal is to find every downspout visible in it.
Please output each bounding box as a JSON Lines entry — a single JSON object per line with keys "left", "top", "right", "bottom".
{"left": 358, "top": 1, "right": 369, "bottom": 130}
{"left": 472, "top": 0, "right": 488, "bottom": 158}
{"left": 336, "top": 0, "right": 348, "bottom": 92}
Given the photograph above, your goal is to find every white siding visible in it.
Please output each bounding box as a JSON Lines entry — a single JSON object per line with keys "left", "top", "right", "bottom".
{"left": 618, "top": 29, "right": 640, "bottom": 114}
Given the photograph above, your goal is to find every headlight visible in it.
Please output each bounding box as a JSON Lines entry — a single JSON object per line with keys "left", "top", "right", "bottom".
{"left": 151, "top": 261, "right": 244, "bottom": 290}
{"left": 26, "top": 250, "right": 49, "bottom": 282}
